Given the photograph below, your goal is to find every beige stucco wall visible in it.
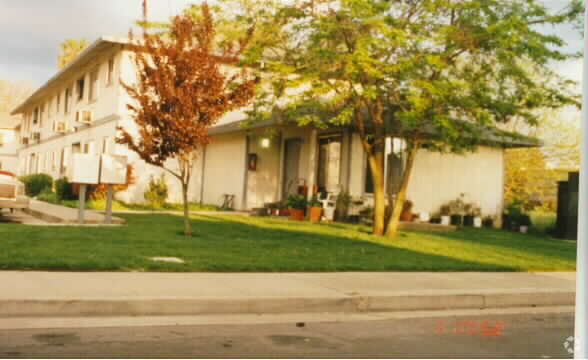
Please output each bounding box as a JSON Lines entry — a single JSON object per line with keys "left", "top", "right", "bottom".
{"left": 198, "top": 133, "right": 247, "bottom": 209}
{"left": 347, "top": 133, "right": 505, "bottom": 218}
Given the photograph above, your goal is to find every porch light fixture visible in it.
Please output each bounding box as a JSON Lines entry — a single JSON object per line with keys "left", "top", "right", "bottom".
{"left": 260, "top": 138, "right": 271, "bottom": 148}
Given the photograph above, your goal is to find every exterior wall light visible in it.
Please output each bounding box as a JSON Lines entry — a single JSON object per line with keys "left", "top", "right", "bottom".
{"left": 260, "top": 138, "right": 271, "bottom": 148}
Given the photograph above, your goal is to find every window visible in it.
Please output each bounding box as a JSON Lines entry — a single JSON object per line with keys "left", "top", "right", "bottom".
{"left": 40, "top": 103, "right": 44, "bottom": 127}
{"left": 65, "top": 88, "right": 72, "bottom": 113}
{"left": 107, "top": 58, "right": 115, "bottom": 85}
{"left": 33, "top": 107, "right": 39, "bottom": 125}
{"left": 364, "top": 137, "right": 407, "bottom": 196}
{"left": 56, "top": 94, "right": 61, "bottom": 114}
{"left": 89, "top": 69, "right": 99, "bottom": 101}
{"left": 77, "top": 77, "right": 85, "bottom": 101}
{"left": 317, "top": 134, "right": 343, "bottom": 194}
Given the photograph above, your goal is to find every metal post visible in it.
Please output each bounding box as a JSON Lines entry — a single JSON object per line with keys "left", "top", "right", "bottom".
{"left": 105, "top": 184, "right": 113, "bottom": 225}
{"left": 78, "top": 184, "right": 86, "bottom": 224}
{"left": 574, "top": 6, "right": 588, "bottom": 358}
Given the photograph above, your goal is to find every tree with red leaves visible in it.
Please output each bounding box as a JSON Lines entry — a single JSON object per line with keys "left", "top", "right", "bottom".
{"left": 118, "top": 3, "right": 258, "bottom": 236}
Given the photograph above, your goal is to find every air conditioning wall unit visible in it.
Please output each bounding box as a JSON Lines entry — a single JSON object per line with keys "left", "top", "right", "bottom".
{"left": 55, "top": 121, "right": 67, "bottom": 133}
{"left": 76, "top": 111, "right": 93, "bottom": 124}
{"left": 32, "top": 132, "right": 41, "bottom": 142}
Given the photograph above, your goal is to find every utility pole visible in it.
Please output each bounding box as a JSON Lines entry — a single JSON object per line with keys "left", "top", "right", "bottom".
{"left": 142, "top": 0, "right": 148, "bottom": 36}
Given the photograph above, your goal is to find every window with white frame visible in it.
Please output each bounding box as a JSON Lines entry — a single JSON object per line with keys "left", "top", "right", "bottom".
{"left": 364, "top": 137, "right": 407, "bottom": 196}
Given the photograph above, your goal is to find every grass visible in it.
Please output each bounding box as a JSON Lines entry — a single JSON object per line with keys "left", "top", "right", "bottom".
{"left": 0, "top": 214, "right": 576, "bottom": 272}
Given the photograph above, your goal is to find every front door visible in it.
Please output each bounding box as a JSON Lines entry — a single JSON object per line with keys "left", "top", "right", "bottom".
{"left": 317, "top": 134, "right": 343, "bottom": 194}
{"left": 282, "top": 138, "right": 302, "bottom": 200}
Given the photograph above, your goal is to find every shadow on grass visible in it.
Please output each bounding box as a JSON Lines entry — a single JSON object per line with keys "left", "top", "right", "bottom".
{"left": 0, "top": 213, "right": 573, "bottom": 272}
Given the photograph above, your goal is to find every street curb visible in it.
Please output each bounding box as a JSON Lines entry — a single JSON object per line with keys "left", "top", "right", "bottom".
{"left": 0, "top": 289, "right": 575, "bottom": 317}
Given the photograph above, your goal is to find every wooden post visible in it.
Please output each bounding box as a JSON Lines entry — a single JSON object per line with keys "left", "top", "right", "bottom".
{"left": 105, "top": 184, "right": 113, "bottom": 225}
{"left": 78, "top": 184, "right": 86, "bottom": 224}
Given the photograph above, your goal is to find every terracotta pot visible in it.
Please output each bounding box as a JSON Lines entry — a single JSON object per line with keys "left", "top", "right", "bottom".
{"left": 289, "top": 208, "right": 305, "bottom": 221}
{"left": 309, "top": 206, "right": 323, "bottom": 222}
{"left": 400, "top": 210, "right": 413, "bottom": 222}
{"left": 279, "top": 208, "right": 290, "bottom": 216}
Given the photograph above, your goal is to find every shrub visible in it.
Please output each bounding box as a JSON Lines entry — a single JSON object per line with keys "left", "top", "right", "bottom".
{"left": 286, "top": 194, "right": 307, "bottom": 210}
{"left": 18, "top": 173, "right": 53, "bottom": 197}
{"left": 37, "top": 188, "right": 59, "bottom": 204}
{"left": 55, "top": 177, "right": 77, "bottom": 201}
{"left": 144, "top": 174, "right": 168, "bottom": 209}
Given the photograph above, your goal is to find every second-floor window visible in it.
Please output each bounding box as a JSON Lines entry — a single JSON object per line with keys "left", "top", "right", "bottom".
{"left": 89, "top": 69, "right": 99, "bottom": 102}
{"left": 77, "top": 77, "right": 85, "bottom": 102}
{"left": 107, "top": 58, "right": 115, "bottom": 86}
{"left": 65, "top": 88, "right": 71, "bottom": 113}
{"left": 33, "top": 107, "right": 39, "bottom": 125}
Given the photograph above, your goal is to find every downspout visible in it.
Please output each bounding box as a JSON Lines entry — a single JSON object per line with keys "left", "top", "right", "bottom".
{"left": 199, "top": 145, "right": 207, "bottom": 205}
{"left": 346, "top": 129, "right": 353, "bottom": 192}
{"left": 241, "top": 134, "right": 250, "bottom": 210}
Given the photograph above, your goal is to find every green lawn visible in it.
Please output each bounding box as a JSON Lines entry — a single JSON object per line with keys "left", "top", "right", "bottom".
{"left": 0, "top": 214, "right": 576, "bottom": 272}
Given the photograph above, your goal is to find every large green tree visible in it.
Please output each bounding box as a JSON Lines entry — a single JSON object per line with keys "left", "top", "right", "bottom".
{"left": 57, "top": 39, "right": 89, "bottom": 69}
{"left": 235, "top": 0, "right": 582, "bottom": 237}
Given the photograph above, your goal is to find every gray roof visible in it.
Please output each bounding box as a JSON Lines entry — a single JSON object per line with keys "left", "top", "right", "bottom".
{"left": 11, "top": 36, "right": 129, "bottom": 115}
{"left": 208, "top": 118, "right": 541, "bottom": 148}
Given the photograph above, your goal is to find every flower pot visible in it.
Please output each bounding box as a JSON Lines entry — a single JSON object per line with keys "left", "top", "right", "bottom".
{"left": 520, "top": 225, "right": 529, "bottom": 233}
{"left": 473, "top": 216, "right": 482, "bottom": 228}
{"left": 430, "top": 217, "right": 441, "bottom": 224}
{"left": 450, "top": 214, "right": 463, "bottom": 226}
{"left": 482, "top": 218, "right": 494, "bottom": 228}
{"left": 441, "top": 216, "right": 451, "bottom": 226}
{"left": 279, "top": 208, "right": 290, "bottom": 217}
{"left": 309, "top": 206, "right": 323, "bottom": 222}
{"left": 400, "top": 210, "right": 413, "bottom": 222}
{"left": 418, "top": 212, "right": 430, "bottom": 223}
{"left": 289, "top": 208, "right": 305, "bottom": 221}
{"left": 463, "top": 215, "right": 474, "bottom": 227}
{"left": 324, "top": 207, "right": 335, "bottom": 221}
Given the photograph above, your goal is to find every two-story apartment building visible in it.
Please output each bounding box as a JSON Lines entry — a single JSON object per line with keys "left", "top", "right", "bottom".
{"left": 0, "top": 114, "right": 19, "bottom": 174}
{"left": 11, "top": 36, "right": 538, "bottom": 220}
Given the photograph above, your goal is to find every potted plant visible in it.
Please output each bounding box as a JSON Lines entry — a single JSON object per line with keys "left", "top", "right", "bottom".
{"left": 463, "top": 203, "right": 474, "bottom": 226}
{"left": 308, "top": 195, "right": 323, "bottom": 223}
{"left": 449, "top": 195, "right": 465, "bottom": 226}
{"left": 473, "top": 207, "right": 483, "bottom": 228}
{"left": 400, "top": 200, "right": 414, "bottom": 221}
{"left": 504, "top": 201, "right": 525, "bottom": 231}
{"left": 287, "top": 194, "right": 307, "bottom": 221}
{"left": 518, "top": 213, "right": 532, "bottom": 233}
{"left": 335, "top": 190, "right": 351, "bottom": 222}
{"left": 482, "top": 215, "right": 494, "bottom": 228}
{"left": 440, "top": 205, "right": 451, "bottom": 226}
{"left": 267, "top": 202, "right": 279, "bottom": 216}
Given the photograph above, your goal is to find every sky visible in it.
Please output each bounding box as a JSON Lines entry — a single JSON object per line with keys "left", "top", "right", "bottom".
{"left": 0, "top": 0, "right": 584, "bottom": 89}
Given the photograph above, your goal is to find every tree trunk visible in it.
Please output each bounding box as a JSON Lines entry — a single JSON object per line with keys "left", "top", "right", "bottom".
{"left": 385, "top": 142, "right": 419, "bottom": 238}
{"left": 181, "top": 182, "right": 192, "bottom": 236}
{"left": 367, "top": 151, "right": 386, "bottom": 236}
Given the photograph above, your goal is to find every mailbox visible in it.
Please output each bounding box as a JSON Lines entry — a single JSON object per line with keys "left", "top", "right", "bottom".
{"left": 100, "top": 154, "right": 128, "bottom": 185}
{"left": 68, "top": 153, "right": 100, "bottom": 184}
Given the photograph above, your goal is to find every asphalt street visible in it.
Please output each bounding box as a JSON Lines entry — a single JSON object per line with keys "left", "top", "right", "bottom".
{"left": 0, "top": 309, "right": 576, "bottom": 358}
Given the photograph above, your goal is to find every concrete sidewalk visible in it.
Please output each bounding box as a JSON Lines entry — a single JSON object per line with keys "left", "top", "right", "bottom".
{"left": 0, "top": 272, "right": 575, "bottom": 318}
{"left": 22, "top": 200, "right": 125, "bottom": 225}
